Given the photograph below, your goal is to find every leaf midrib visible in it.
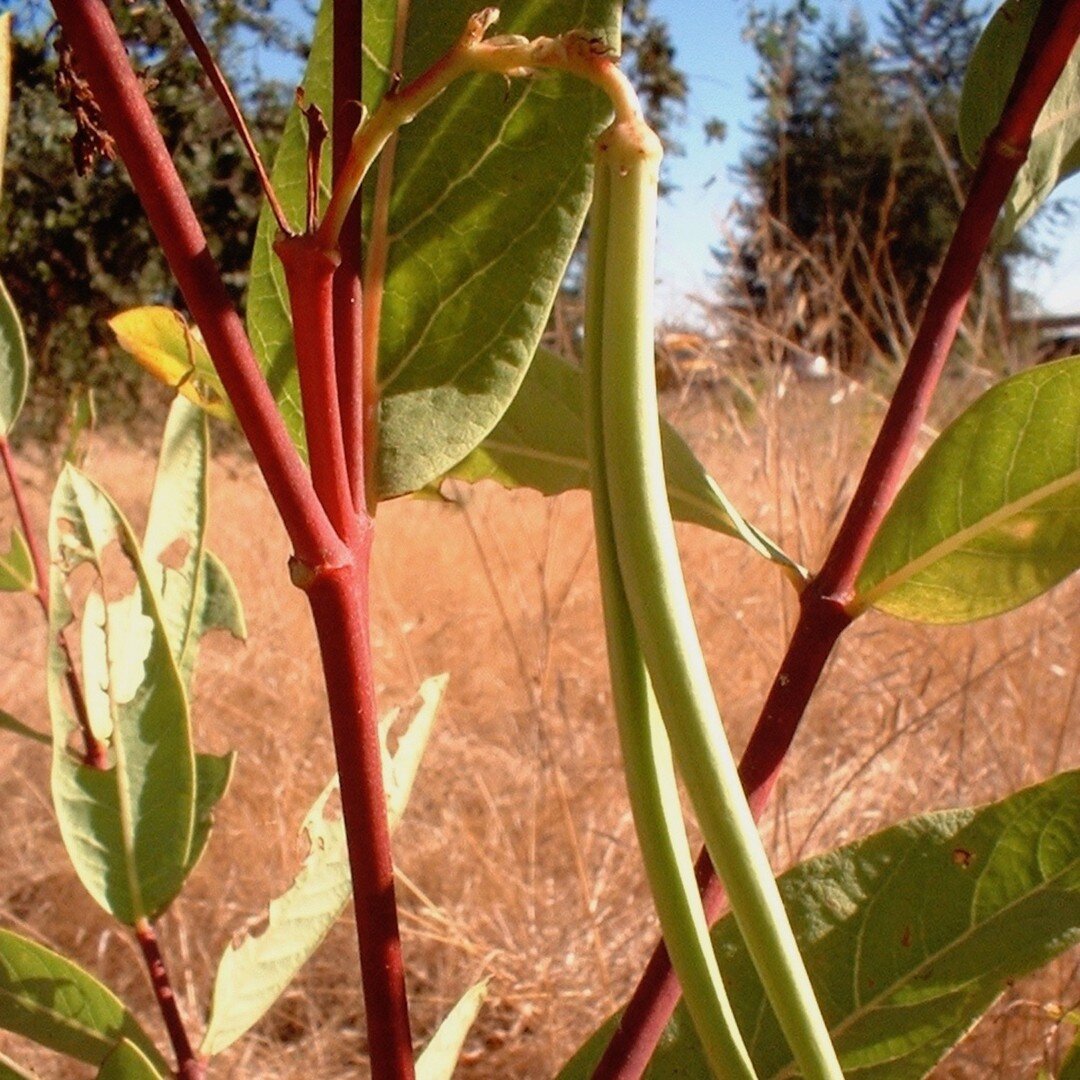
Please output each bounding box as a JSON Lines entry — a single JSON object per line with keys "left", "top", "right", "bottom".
{"left": 859, "top": 464, "right": 1080, "bottom": 605}
{"left": 768, "top": 809, "right": 1080, "bottom": 1078}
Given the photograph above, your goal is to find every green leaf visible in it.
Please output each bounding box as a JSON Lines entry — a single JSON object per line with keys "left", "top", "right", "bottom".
{"left": 246, "top": 0, "right": 619, "bottom": 497}
{"left": 108, "top": 308, "right": 234, "bottom": 423}
{"left": 446, "top": 349, "right": 804, "bottom": 578}
{"left": 62, "top": 388, "right": 96, "bottom": 468}
{"left": 560, "top": 770, "right": 1080, "bottom": 1079}
{"left": 1061, "top": 1031, "right": 1080, "bottom": 1080}
{"left": 0, "top": 709, "right": 50, "bottom": 746}
{"left": 0, "top": 1049, "right": 41, "bottom": 1080}
{"left": 958, "top": 0, "right": 1080, "bottom": 240}
{"left": 188, "top": 751, "right": 236, "bottom": 876}
{"left": 142, "top": 397, "right": 245, "bottom": 690}
{"left": 415, "top": 980, "right": 488, "bottom": 1080}
{"left": 0, "top": 928, "right": 166, "bottom": 1071}
{"left": 48, "top": 466, "right": 196, "bottom": 924}
{"left": 0, "top": 528, "right": 35, "bottom": 593}
{"left": 856, "top": 357, "right": 1080, "bottom": 623}
{"left": 0, "top": 275, "right": 28, "bottom": 438}
{"left": 201, "top": 674, "right": 447, "bottom": 1056}
{"left": 96, "top": 1038, "right": 166, "bottom": 1079}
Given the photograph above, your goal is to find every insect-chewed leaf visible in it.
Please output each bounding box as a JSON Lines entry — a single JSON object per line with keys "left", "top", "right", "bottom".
{"left": 560, "top": 770, "right": 1080, "bottom": 1079}
{"left": 95, "top": 1038, "right": 167, "bottom": 1079}
{"left": 47, "top": 465, "right": 196, "bottom": 925}
{"left": 108, "top": 308, "right": 234, "bottom": 423}
{"left": 201, "top": 674, "right": 447, "bottom": 1056}
{"left": 246, "top": 0, "right": 619, "bottom": 497}
{"left": 415, "top": 980, "right": 488, "bottom": 1080}
{"left": 0, "top": 528, "right": 34, "bottom": 593}
{"left": 958, "top": 0, "right": 1080, "bottom": 241}
{"left": 446, "top": 349, "right": 804, "bottom": 579}
{"left": 142, "top": 397, "right": 245, "bottom": 691}
{"left": 856, "top": 357, "right": 1080, "bottom": 622}
{"left": 0, "top": 928, "right": 167, "bottom": 1072}
{"left": 0, "top": 275, "right": 28, "bottom": 438}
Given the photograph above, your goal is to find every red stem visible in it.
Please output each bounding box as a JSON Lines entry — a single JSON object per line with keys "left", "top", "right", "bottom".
{"left": 134, "top": 918, "right": 205, "bottom": 1080}
{"left": 0, "top": 437, "right": 106, "bottom": 768}
{"left": 275, "top": 235, "right": 358, "bottom": 542}
{"left": 301, "top": 534, "right": 415, "bottom": 1080}
{"left": 48, "top": 0, "right": 344, "bottom": 572}
{"left": 332, "top": 0, "right": 369, "bottom": 515}
{"left": 595, "top": 3, "right": 1080, "bottom": 1075}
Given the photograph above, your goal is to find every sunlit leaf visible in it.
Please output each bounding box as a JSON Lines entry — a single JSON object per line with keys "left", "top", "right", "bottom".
{"left": 560, "top": 770, "right": 1080, "bottom": 1078}
{"left": 142, "top": 397, "right": 245, "bottom": 690}
{"left": 108, "top": 308, "right": 234, "bottom": 423}
{"left": 0, "top": 528, "right": 35, "bottom": 593}
{"left": 201, "top": 674, "right": 447, "bottom": 1056}
{"left": 96, "top": 1038, "right": 166, "bottom": 1079}
{"left": 48, "top": 466, "right": 196, "bottom": 924}
{"left": 0, "top": 275, "right": 28, "bottom": 438}
{"left": 246, "top": 0, "right": 619, "bottom": 497}
{"left": 958, "top": 0, "right": 1080, "bottom": 240}
{"left": 415, "top": 980, "right": 488, "bottom": 1080}
{"left": 0, "top": 929, "right": 167, "bottom": 1071}
{"left": 446, "top": 349, "right": 805, "bottom": 578}
{"left": 856, "top": 357, "right": 1080, "bottom": 622}
{"left": 0, "top": 709, "right": 50, "bottom": 746}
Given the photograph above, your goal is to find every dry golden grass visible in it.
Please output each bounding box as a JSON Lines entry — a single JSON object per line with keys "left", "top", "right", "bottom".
{"left": 1, "top": 370, "right": 1077, "bottom": 1078}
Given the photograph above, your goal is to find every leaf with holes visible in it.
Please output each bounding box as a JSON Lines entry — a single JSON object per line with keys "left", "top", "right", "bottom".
{"left": 48, "top": 466, "right": 195, "bottom": 924}
{"left": 201, "top": 674, "right": 447, "bottom": 1056}
{"left": 560, "top": 770, "right": 1080, "bottom": 1078}
{"left": 0, "top": 528, "right": 34, "bottom": 593}
{"left": 446, "top": 349, "right": 805, "bottom": 579}
{"left": 856, "top": 357, "right": 1080, "bottom": 623}
{"left": 0, "top": 929, "right": 167, "bottom": 1072}
{"left": 246, "top": 0, "right": 619, "bottom": 496}
{"left": 958, "top": 0, "right": 1080, "bottom": 240}
{"left": 142, "top": 396, "right": 245, "bottom": 691}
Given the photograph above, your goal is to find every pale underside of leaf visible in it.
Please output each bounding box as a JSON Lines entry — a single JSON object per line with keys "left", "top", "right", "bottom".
{"left": 415, "top": 980, "right": 488, "bottom": 1080}
{"left": 48, "top": 467, "right": 196, "bottom": 925}
{"left": 201, "top": 675, "right": 447, "bottom": 1056}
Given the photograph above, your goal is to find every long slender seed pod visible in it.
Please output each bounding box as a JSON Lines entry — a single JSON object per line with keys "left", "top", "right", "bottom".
{"left": 595, "top": 113, "right": 843, "bottom": 1080}
{"left": 584, "top": 149, "right": 757, "bottom": 1080}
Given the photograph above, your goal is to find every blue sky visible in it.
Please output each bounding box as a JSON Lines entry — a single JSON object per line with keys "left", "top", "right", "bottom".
{"left": 247, "top": 0, "right": 1079, "bottom": 323}
{"left": 650, "top": 0, "right": 1080, "bottom": 322}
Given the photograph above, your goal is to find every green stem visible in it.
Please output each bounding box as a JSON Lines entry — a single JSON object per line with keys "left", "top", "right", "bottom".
{"left": 584, "top": 152, "right": 756, "bottom": 1080}
{"left": 594, "top": 115, "right": 842, "bottom": 1079}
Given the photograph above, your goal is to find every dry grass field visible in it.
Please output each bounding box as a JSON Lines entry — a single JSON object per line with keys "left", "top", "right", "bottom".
{"left": 1, "top": 367, "right": 1077, "bottom": 1078}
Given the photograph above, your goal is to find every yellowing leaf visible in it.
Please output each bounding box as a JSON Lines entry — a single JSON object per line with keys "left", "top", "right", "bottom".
{"left": 108, "top": 308, "right": 234, "bottom": 422}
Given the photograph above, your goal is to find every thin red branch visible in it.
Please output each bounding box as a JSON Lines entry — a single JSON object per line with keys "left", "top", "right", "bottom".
{"left": 49, "top": 0, "right": 345, "bottom": 573}
{"left": 161, "top": 0, "right": 292, "bottom": 235}
{"left": 301, "top": 535, "right": 415, "bottom": 1080}
{"left": 332, "top": 0, "right": 370, "bottom": 515}
{"left": 134, "top": 918, "right": 205, "bottom": 1080}
{"left": 275, "top": 235, "right": 357, "bottom": 542}
{"left": 0, "top": 437, "right": 106, "bottom": 768}
{"left": 595, "top": 3, "right": 1080, "bottom": 1075}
